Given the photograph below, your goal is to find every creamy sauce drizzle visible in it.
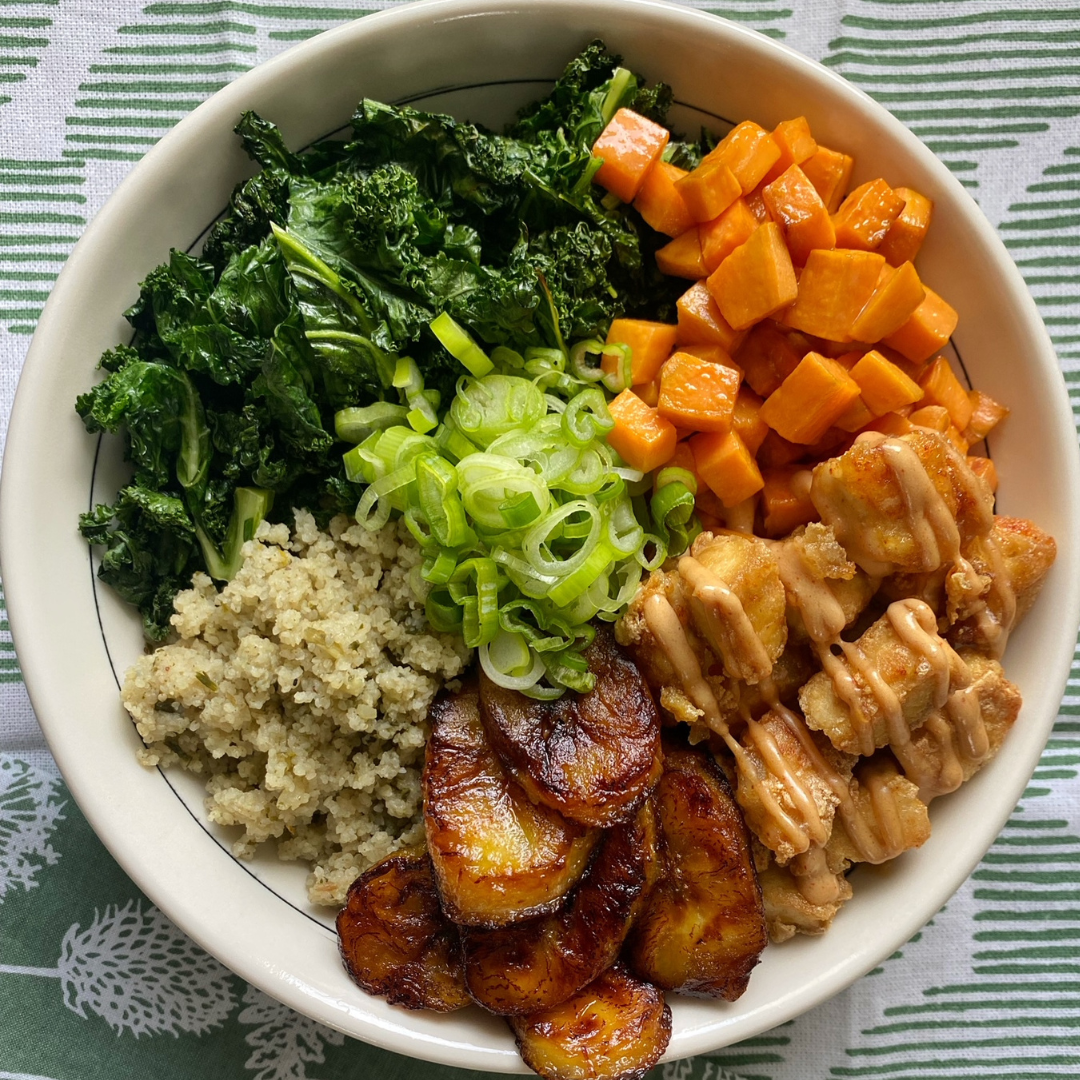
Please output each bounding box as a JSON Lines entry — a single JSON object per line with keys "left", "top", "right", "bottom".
{"left": 645, "top": 433, "right": 1006, "bottom": 900}
{"left": 679, "top": 555, "right": 772, "bottom": 682}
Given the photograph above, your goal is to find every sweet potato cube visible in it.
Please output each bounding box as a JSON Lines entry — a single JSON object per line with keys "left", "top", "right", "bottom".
{"left": 782, "top": 248, "right": 886, "bottom": 341}
{"left": 732, "top": 386, "right": 769, "bottom": 454}
{"left": 864, "top": 411, "right": 915, "bottom": 438}
{"left": 832, "top": 179, "right": 906, "bottom": 251}
{"left": 760, "top": 351, "right": 862, "bottom": 444}
{"left": 834, "top": 396, "right": 874, "bottom": 433}
{"left": 605, "top": 318, "right": 679, "bottom": 386}
{"left": 756, "top": 428, "right": 804, "bottom": 468}
{"left": 761, "top": 465, "right": 818, "bottom": 537}
{"left": 699, "top": 199, "right": 759, "bottom": 273}
{"left": 849, "top": 349, "right": 924, "bottom": 416}
{"left": 745, "top": 185, "right": 771, "bottom": 223}
{"left": 633, "top": 379, "right": 660, "bottom": 408}
{"left": 763, "top": 116, "right": 818, "bottom": 185}
{"left": 606, "top": 388, "right": 677, "bottom": 473}
{"left": 963, "top": 389, "right": 1010, "bottom": 444}
{"left": 675, "top": 159, "right": 742, "bottom": 222}
{"left": 762, "top": 164, "right": 836, "bottom": 265}
{"left": 658, "top": 440, "right": 698, "bottom": 485}
{"left": 734, "top": 322, "right": 803, "bottom": 397}
{"left": 656, "top": 229, "right": 708, "bottom": 279}
{"left": 908, "top": 404, "right": 951, "bottom": 433}
{"left": 850, "top": 261, "right": 926, "bottom": 343}
{"left": 801, "top": 145, "right": 854, "bottom": 213}
{"left": 690, "top": 429, "right": 764, "bottom": 507}
{"left": 878, "top": 187, "right": 933, "bottom": 267}
{"left": 592, "top": 108, "right": 671, "bottom": 204}
{"left": 707, "top": 221, "right": 798, "bottom": 331}
{"left": 633, "top": 160, "right": 696, "bottom": 238}
{"left": 676, "top": 280, "right": 746, "bottom": 353}
{"left": 917, "top": 356, "right": 974, "bottom": 431}
{"left": 945, "top": 425, "right": 970, "bottom": 455}
{"left": 882, "top": 288, "right": 958, "bottom": 363}
{"left": 675, "top": 342, "right": 738, "bottom": 368}
{"left": 702, "top": 120, "right": 782, "bottom": 194}
{"left": 967, "top": 455, "right": 998, "bottom": 493}
{"left": 657, "top": 351, "right": 742, "bottom": 433}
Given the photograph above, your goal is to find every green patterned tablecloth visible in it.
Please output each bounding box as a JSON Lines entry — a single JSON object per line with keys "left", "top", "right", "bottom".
{"left": 2, "top": 2, "right": 1079, "bottom": 1078}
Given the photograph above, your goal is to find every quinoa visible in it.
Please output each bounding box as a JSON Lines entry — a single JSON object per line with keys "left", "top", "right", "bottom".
{"left": 121, "top": 510, "right": 471, "bottom": 906}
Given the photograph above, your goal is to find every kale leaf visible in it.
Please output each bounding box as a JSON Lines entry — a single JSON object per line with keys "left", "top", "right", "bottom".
{"left": 79, "top": 41, "right": 701, "bottom": 639}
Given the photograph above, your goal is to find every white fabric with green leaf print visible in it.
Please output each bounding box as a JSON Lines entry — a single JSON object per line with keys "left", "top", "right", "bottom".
{"left": 1, "top": 2, "right": 1079, "bottom": 1079}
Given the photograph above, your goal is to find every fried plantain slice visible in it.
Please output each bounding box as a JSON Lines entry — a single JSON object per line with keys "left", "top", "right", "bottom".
{"left": 509, "top": 963, "right": 671, "bottom": 1080}
{"left": 478, "top": 626, "right": 663, "bottom": 827}
{"left": 627, "top": 746, "right": 767, "bottom": 999}
{"left": 462, "top": 800, "right": 660, "bottom": 1015}
{"left": 424, "top": 678, "right": 600, "bottom": 927}
{"left": 336, "top": 848, "right": 469, "bottom": 1012}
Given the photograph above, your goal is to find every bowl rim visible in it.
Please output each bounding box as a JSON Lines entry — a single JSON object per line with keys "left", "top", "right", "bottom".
{"left": 3, "top": 0, "right": 1079, "bottom": 1070}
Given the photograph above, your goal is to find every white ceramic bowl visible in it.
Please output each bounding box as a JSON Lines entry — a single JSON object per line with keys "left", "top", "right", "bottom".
{"left": 3, "top": 0, "right": 1079, "bottom": 1070}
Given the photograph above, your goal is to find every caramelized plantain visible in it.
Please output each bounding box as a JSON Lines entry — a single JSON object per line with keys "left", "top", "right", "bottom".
{"left": 424, "top": 678, "right": 600, "bottom": 927}
{"left": 336, "top": 849, "right": 469, "bottom": 1012}
{"left": 509, "top": 963, "right": 671, "bottom": 1080}
{"left": 479, "top": 626, "right": 663, "bottom": 827}
{"left": 462, "top": 800, "right": 660, "bottom": 1015}
{"left": 627, "top": 746, "right": 767, "bottom": 999}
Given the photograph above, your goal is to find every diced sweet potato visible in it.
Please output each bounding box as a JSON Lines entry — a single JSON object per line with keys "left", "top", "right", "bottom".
{"left": 801, "top": 145, "right": 854, "bottom": 213}
{"left": 763, "top": 116, "right": 818, "bottom": 185}
{"left": 850, "top": 261, "right": 926, "bottom": 343}
{"left": 707, "top": 221, "right": 798, "bottom": 330}
{"left": 655, "top": 228, "right": 708, "bottom": 279}
{"left": 676, "top": 158, "right": 743, "bottom": 222}
{"left": 658, "top": 350, "right": 742, "bottom": 432}
{"left": 834, "top": 395, "right": 874, "bottom": 433}
{"left": 691, "top": 429, "right": 765, "bottom": 507}
{"left": 832, "top": 178, "right": 906, "bottom": 251}
{"left": 592, "top": 107, "right": 670, "bottom": 203}
{"left": 878, "top": 187, "right": 933, "bottom": 267}
{"left": 605, "top": 318, "right": 678, "bottom": 385}
{"left": 908, "top": 404, "right": 951, "bottom": 433}
{"left": 849, "top": 348, "right": 924, "bottom": 416}
{"left": 760, "top": 351, "right": 862, "bottom": 444}
{"left": 703, "top": 119, "right": 782, "bottom": 194}
{"left": 918, "top": 355, "right": 974, "bottom": 431}
{"left": 783, "top": 248, "right": 886, "bottom": 341}
{"left": 964, "top": 389, "right": 1010, "bottom": 444}
{"left": 967, "top": 455, "right": 998, "bottom": 492}
{"left": 762, "top": 164, "right": 836, "bottom": 266}
{"left": 633, "top": 160, "right": 695, "bottom": 237}
{"left": 699, "top": 198, "right": 760, "bottom": 272}
{"left": 732, "top": 385, "right": 770, "bottom": 454}
{"left": 607, "top": 388, "right": 678, "bottom": 473}
{"left": 735, "top": 321, "right": 804, "bottom": 397}
{"left": 676, "top": 279, "right": 747, "bottom": 352}
{"left": 761, "top": 465, "right": 818, "bottom": 536}
{"left": 881, "top": 287, "right": 958, "bottom": 363}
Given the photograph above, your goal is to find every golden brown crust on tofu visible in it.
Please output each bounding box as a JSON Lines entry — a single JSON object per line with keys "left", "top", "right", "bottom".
{"left": 950, "top": 515, "right": 1057, "bottom": 648}
{"left": 756, "top": 855, "right": 853, "bottom": 943}
{"left": 810, "top": 429, "right": 993, "bottom": 576}
{"left": 733, "top": 710, "right": 855, "bottom": 864}
{"left": 825, "top": 754, "right": 931, "bottom": 873}
{"left": 686, "top": 530, "right": 788, "bottom": 683}
{"left": 798, "top": 606, "right": 963, "bottom": 756}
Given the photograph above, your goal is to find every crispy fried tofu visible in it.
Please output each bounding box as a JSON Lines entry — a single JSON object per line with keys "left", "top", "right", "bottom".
{"left": 733, "top": 709, "right": 855, "bottom": 864}
{"left": 811, "top": 429, "right": 994, "bottom": 576}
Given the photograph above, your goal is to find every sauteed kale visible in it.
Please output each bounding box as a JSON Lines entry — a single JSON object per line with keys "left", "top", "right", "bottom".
{"left": 77, "top": 42, "right": 692, "bottom": 639}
